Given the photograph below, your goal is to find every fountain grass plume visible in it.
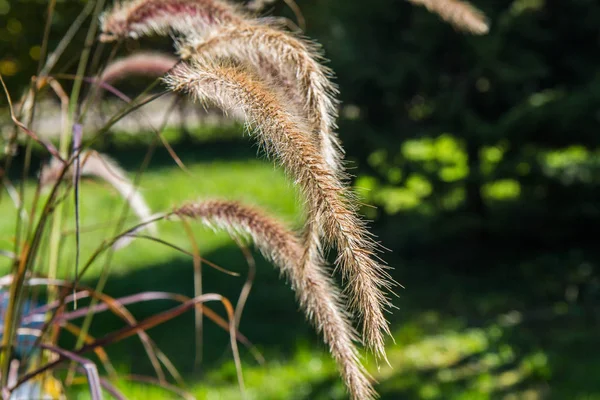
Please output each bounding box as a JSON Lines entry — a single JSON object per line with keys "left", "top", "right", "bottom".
{"left": 174, "top": 199, "right": 377, "bottom": 399}
{"left": 99, "top": 0, "right": 248, "bottom": 42}
{"left": 178, "top": 24, "right": 343, "bottom": 174}
{"left": 408, "top": 0, "right": 489, "bottom": 34}
{"left": 164, "top": 60, "right": 393, "bottom": 359}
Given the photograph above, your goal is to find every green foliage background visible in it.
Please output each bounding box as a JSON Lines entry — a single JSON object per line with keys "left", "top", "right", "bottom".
{"left": 1, "top": 0, "right": 600, "bottom": 398}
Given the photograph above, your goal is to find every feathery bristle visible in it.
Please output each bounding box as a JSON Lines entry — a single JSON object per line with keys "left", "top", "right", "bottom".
{"left": 179, "top": 24, "right": 344, "bottom": 174}
{"left": 99, "top": 52, "right": 179, "bottom": 84}
{"left": 164, "top": 60, "right": 393, "bottom": 359}
{"left": 408, "top": 0, "right": 489, "bottom": 35}
{"left": 174, "top": 199, "right": 377, "bottom": 400}
{"left": 99, "top": 0, "right": 247, "bottom": 42}
{"left": 40, "top": 152, "right": 157, "bottom": 237}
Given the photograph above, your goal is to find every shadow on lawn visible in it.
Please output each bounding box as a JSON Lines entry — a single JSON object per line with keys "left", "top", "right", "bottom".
{"left": 79, "top": 244, "right": 313, "bottom": 375}
{"left": 72, "top": 237, "right": 600, "bottom": 399}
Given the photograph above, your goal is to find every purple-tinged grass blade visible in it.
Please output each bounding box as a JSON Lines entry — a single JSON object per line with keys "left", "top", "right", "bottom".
{"left": 12, "top": 294, "right": 246, "bottom": 399}
{"left": 21, "top": 287, "right": 264, "bottom": 364}
{"left": 39, "top": 344, "right": 102, "bottom": 400}
{"left": 0, "top": 74, "right": 64, "bottom": 162}
{"left": 65, "top": 367, "right": 127, "bottom": 400}
{"left": 48, "top": 290, "right": 264, "bottom": 364}
{"left": 1, "top": 276, "right": 170, "bottom": 385}
{"left": 61, "top": 321, "right": 118, "bottom": 380}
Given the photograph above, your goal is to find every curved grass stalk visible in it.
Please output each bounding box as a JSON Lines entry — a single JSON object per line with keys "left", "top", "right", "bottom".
{"left": 21, "top": 287, "right": 264, "bottom": 364}
{"left": 60, "top": 322, "right": 118, "bottom": 379}
{"left": 232, "top": 241, "right": 256, "bottom": 329}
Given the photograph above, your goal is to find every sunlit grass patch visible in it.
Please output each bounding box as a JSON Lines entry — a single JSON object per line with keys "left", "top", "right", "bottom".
{"left": 356, "top": 134, "right": 600, "bottom": 214}
{"left": 0, "top": 151, "right": 300, "bottom": 279}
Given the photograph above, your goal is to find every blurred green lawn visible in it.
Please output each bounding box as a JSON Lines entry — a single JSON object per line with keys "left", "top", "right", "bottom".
{"left": 1, "top": 136, "right": 599, "bottom": 399}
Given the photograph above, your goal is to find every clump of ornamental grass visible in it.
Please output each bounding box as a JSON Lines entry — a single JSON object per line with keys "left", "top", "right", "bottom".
{"left": 407, "top": 0, "right": 489, "bottom": 34}
{"left": 100, "top": 5, "right": 352, "bottom": 357}
{"left": 99, "top": 0, "right": 392, "bottom": 364}
{"left": 0, "top": 0, "right": 494, "bottom": 398}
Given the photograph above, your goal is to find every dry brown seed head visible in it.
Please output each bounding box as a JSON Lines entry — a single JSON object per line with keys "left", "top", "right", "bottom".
{"left": 100, "top": 0, "right": 247, "bottom": 42}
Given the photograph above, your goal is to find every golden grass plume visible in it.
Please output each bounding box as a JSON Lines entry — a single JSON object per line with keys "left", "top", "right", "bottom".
{"left": 178, "top": 24, "right": 343, "bottom": 174}
{"left": 173, "top": 199, "right": 376, "bottom": 400}
{"left": 99, "top": 0, "right": 247, "bottom": 42}
{"left": 408, "top": 0, "right": 489, "bottom": 34}
{"left": 163, "top": 60, "right": 393, "bottom": 359}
